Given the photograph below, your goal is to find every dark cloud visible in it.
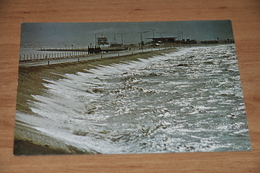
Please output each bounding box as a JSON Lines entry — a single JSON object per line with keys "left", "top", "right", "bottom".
{"left": 20, "top": 20, "right": 234, "bottom": 47}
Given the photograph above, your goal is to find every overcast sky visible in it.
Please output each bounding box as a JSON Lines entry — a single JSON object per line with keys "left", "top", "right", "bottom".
{"left": 20, "top": 20, "right": 234, "bottom": 48}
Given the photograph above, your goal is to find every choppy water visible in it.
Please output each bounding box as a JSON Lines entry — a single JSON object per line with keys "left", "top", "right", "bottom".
{"left": 16, "top": 44, "right": 251, "bottom": 154}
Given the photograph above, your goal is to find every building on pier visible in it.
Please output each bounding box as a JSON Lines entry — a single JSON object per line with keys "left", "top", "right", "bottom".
{"left": 147, "top": 37, "right": 177, "bottom": 45}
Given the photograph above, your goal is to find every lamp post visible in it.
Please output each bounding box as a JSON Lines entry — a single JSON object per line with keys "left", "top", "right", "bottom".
{"left": 156, "top": 31, "right": 165, "bottom": 38}
{"left": 151, "top": 29, "right": 156, "bottom": 45}
{"left": 151, "top": 29, "right": 156, "bottom": 39}
{"left": 94, "top": 33, "right": 101, "bottom": 46}
{"left": 177, "top": 31, "right": 183, "bottom": 41}
{"left": 117, "top": 33, "right": 127, "bottom": 46}
{"left": 138, "top": 31, "right": 149, "bottom": 49}
{"left": 113, "top": 33, "right": 116, "bottom": 43}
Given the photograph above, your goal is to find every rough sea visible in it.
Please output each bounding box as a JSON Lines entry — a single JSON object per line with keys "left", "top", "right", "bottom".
{"left": 15, "top": 44, "right": 251, "bottom": 154}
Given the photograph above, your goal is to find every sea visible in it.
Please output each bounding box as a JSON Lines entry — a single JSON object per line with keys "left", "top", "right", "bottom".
{"left": 15, "top": 44, "right": 251, "bottom": 154}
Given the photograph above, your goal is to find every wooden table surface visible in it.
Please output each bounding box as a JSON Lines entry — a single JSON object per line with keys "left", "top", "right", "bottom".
{"left": 0, "top": 0, "right": 259, "bottom": 172}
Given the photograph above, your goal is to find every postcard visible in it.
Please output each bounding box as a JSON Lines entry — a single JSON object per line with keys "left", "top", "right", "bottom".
{"left": 14, "top": 20, "right": 251, "bottom": 155}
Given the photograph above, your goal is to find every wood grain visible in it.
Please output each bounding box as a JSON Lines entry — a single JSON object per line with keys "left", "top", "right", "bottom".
{"left": 0, "top": 0, "right": 260, "bottom": 172}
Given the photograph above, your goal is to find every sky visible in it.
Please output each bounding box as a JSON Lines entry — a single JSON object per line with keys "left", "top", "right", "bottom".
{"left": 20, "top": 20, "right": 234, "bottom": 48}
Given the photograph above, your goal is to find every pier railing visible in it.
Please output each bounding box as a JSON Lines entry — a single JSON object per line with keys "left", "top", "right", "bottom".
{"left": 19, "top": 51, "right": 89, "bottom": 62}
{"left": 19, "top": 46, "right": 176, "bottom": 66}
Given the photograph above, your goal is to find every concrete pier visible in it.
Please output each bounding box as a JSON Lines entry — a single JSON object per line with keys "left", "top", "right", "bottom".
{"left": 19, "top": 46, "right": 174, "bottom": 67}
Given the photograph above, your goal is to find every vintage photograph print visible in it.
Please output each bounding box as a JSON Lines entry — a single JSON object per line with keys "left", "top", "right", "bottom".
{"left": 14, "top": 20, "right": 251, "bottom": 155}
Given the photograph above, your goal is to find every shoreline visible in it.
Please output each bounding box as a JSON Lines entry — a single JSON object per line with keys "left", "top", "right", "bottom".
{"left": 14, "top": 48, "right": 177, "bottom": 155}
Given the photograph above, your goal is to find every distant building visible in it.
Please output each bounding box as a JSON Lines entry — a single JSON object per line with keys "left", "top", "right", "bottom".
{"left": 110, "top": 42, "right": 122, "bottom": 47}
{"left": 88, "top": 44, "right": 101, "bottom": 54}
{"left": 200, "top": 39, "right": 219, "bottom": 44}
{"left": 225, "top": 38, "right": 235, "bottom": 44}
{"left": 97, "top": 36, "right": 109, "bottom": 45}
{"left": 147, "top": 37, "right": 177, "bottom": 44}
{"left": 147, "top": 37, "right": 198, "bottom": 45}
{"left": 176, "top": 39, "right": 197, "bottom": 44}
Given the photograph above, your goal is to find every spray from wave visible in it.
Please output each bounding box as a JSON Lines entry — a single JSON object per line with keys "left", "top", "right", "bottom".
{"left": 15, "top": 45, "right": 251, "bottom": 154}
